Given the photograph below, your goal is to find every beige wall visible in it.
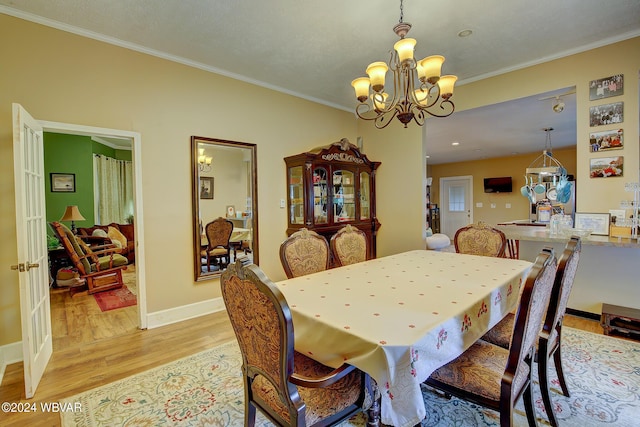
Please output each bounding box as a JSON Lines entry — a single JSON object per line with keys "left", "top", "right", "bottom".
{"left": 429, "top": 147, "right": 577, "bottom": 225}
{"left": 0, "top": 15, "right": 358, "bottom": 345}
{"left": 2, "top": 12, "right": 638, "bottom": 347}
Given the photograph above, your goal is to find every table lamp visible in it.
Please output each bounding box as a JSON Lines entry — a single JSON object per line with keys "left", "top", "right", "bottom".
{"left": 60, "top": 205, "right": 85, "bottom": 234}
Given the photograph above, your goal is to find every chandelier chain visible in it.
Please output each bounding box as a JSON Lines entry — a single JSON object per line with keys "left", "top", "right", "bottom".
{"left": 399, "top": 0, "right": 404, "bottom": 23}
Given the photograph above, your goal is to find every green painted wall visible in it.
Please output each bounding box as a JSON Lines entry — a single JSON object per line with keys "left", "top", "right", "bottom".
{"left": 44, "top": 133, "right": 95, "bottom": 232}
{"left": 44, "top": 133, "right": 132, "bottom": 233}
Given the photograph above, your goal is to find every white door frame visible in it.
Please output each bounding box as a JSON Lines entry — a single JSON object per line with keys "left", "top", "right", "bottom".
{"left": 39, "top": 120, "right": 147, "bottom": 330}
{"left": 439, "top": 175, "right": 474, "bottom": 237}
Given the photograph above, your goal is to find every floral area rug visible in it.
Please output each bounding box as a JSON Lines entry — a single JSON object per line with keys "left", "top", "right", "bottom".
{"left": 93, "top": 285, "right": 137, "bottom": 312}
{"left": 60, "top": 328, "right": 640, "bottom": 426}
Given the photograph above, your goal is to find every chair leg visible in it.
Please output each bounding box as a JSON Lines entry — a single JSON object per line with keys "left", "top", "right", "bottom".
{"left": 538, "top": 341, "right": 559, "bottom": 427}
{"left": 523, "top": 383, "right": 539, "bottom": 427}
{"left": 553, "top": 333, "right": 571, "bottom": 397}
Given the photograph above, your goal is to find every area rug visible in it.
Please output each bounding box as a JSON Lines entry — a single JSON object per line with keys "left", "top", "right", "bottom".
{"left": 93, "top": 285, "right": 137, "bottom": 312}
{"left": 60, "top": 328, "right": 640, "bottom": 426}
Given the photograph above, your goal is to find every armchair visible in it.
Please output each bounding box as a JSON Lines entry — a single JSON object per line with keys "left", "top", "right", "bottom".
{"left": 50, "top": 221, "right": 128, "bottom": 294}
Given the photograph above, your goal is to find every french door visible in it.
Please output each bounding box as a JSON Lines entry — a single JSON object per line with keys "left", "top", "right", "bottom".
{"left": 12, "top": 103, "right": 52, "bottom": 398}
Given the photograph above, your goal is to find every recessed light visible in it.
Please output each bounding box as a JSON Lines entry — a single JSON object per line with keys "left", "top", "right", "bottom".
{"left": 426, "top": 155, "right": 430, "bottom": 159}
{"left": 458, "top": 29, "right": 473, "bottom": 38}
{"left": 452, "top": 142, "right": 460, "bottom": 146}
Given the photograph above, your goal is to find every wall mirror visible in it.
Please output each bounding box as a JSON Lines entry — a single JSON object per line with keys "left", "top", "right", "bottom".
{"left": 192, "top": 136, "right": 258, "bottom": 281}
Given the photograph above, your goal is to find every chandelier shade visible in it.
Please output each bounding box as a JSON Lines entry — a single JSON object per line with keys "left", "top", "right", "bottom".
{"left": 351, "top": 0, "right": 457, "bottom": 129}
{"left": 198, "top": 148, "right": 212, "bottom": 172}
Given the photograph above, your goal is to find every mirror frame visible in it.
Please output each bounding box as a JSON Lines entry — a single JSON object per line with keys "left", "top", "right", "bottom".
{"left": 191, "top": 136, "right": 258, "bottom": 281}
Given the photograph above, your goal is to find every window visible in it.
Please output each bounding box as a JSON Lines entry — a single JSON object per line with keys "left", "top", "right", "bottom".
{"left": 448, "top": 185, "right": 465, "bottom": 212}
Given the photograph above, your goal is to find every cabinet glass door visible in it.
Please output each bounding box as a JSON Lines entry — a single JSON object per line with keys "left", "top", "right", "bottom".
{"left": 313, "top": 167, "right": 328, "bottom": 224}
{"left": 289, "top": 166, "right": 304, "bottom": 224}
{"left": 333, "top": 169, "right": 355, "bottom": 222}
{"left": 360, "top": 171, "right": 370, "bottom": 219}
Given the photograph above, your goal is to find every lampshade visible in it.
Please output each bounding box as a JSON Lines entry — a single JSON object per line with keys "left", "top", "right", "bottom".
{"left": 437, "top": 75, "right": 458, "bottom": 99}
{"left": 393, "top": 37, "right": 416, "bottom": 63}
{"left": 60, "top": 205, "right": 85, "bottom": 222}
{"left": 366, "top": 62, "right": 388, "bottom": 93}
{"left": 419, "top": 55, "right": 445, "bottom": 84}
{"left": 351, "top": 77, "right": 371, "bottom": 102}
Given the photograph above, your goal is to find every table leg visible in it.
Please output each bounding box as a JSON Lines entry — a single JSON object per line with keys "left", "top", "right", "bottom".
{"left": 365, "top": 376, "right": 381, "bottom": 426}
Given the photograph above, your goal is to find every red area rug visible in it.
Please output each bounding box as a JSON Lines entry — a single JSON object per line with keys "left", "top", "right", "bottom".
{"left": 93, "top": 285, "right": 137, "bottom": 312}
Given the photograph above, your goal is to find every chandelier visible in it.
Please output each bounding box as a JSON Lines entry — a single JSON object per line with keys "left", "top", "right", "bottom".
{"left": 198, "top": 148, "right": 212, "bottom": 172}
{"left": 351, "top": 0, "right": 457, "bottom": 129}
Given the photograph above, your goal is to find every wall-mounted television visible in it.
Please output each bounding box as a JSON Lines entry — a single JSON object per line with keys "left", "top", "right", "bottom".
{"left": 484, "top": 176, "right": 513, "bottom": 193}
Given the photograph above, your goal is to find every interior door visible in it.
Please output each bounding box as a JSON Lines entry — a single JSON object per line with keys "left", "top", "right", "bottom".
{"left": 12, "top": 103, "right": 52, "bottom": 398}
{"left": 440, "top": 176, "right": 473, "bottom": 237}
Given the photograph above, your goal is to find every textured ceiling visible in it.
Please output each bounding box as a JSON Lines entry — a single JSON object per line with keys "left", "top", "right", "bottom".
{"left": 2, "top": 0, "right": 638, "bottom": 163}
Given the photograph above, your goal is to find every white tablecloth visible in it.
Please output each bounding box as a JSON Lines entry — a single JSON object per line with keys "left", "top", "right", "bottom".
{"left": 276, "top": 250, "right": 532, "bottom": 427}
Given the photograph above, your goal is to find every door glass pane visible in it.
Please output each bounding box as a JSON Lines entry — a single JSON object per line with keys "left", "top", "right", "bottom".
{"left": 333, "top": 169, "right": 355, "bottom": 222}
{"left": 360, "top": 171, "right": 370, "bottom": 219}
{"left": 313, "top": 167, "right": 328, "bottom": 224}
{"left": 448, "top": 185, "right": 465, "bottom": 212}
{"left": 289, "top": 166, "right": 304, "bottom": 224}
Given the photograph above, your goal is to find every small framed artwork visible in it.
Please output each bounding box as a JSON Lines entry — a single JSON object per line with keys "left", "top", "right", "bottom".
{"left": 50, "top": 173, "right": 76, "bottom": 192}
{"left": 589, "top": 102, "right": 623, "bottom": 127}
{"left": 590, "top": 156, "right": 623, "bottom": 178}
{"left": 199, "top": 177, "right": 214, "bottom": 199}
{"left": 574, "top": 212, "right": 611, "bottom": 236}
{"left": 589, "top": 74, "right": 623, "bottom": 100}
{"left": 226, "top": 205, "right": 236, "bottom": 218}
{"left": 589, "top": 129, "right": 623, "bottom": 152}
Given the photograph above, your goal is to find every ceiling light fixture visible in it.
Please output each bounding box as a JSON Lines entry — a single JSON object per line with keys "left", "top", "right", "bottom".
{"left": 198, "top": 148, "right": 212, "bottom": 172}
{"left": 552, "top": 96, "right": 565, "bottom": 113}
{"left": 351, "top": 0, "right": 457, "bottom": 129}
{"left": 526, "top": 128, "right": 566, "bottom": 176}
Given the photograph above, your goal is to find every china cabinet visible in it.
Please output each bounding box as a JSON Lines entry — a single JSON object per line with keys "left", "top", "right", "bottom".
{"left": 284, "top": 138, "right": 381, "bottom": 259}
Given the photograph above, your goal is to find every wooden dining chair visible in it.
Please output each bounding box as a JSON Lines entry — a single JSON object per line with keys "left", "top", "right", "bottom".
{"left": 425, "top": 248, "right": 558, "bottom": 427}
{"left": 201, "top": 217, "right": 233, "bottom": 271}
{"left": 279, "top": 228, "right": 330, "bottom": 278}
{"left": 50, "top": 221, "right": 128, "bottom": 294}
{"left": 454, "top": 222, "right": 507, "bottom": 257}
{"left": 221, "top": 257, "right": 369, "bottom": 427}
{"left": 330, "top": 225, "right": 368, "bottom": 266}
{"left": 481, "top": 236, "right": 581, "bottom": 427}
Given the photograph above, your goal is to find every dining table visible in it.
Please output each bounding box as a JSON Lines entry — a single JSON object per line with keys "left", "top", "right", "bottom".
{"left": 275, "top": 249, "right": 532, "bottom": 427}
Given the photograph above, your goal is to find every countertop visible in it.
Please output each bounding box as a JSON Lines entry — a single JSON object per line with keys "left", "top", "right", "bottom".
{"left": 495, "top": 224, "right": 640, "bottom": 248}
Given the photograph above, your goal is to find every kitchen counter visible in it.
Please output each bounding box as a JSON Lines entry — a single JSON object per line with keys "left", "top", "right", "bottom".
{"left": 495, "top": 224, "right": 640, "bottom": 248}
{"left": 493, "top": 223, "right": 640, "bottom": 314}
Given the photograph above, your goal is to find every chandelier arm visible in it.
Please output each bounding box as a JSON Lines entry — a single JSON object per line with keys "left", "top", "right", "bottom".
{"left": 374, "top": 110, "right": 399, "bottom": 129}
{"left": 420, "top": 99, "right": 455, "bottom": 118}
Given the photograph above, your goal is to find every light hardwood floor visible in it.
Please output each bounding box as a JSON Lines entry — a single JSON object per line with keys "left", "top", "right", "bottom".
{"left": 0, "top": 276, "right": 604, "bottom": 427}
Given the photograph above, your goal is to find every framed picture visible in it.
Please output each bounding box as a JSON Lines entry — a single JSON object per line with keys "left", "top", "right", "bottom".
{"left": 590, "top": 156, "right": 623, "bottom": 178}
{"left": 589, "top": 129, "right": 623, "bottom": 152}
{"left": 589, "top": 74, "right": 623, "bottom": 100}
{"left": 199, "top": 177, "right": 214, "bottom": 199}
{"left": 589, "top": 102, "right": 623, "bottom": 127}
{"left": 50, "top": 173, "right": 76, "bottom": 192}
{"left": 226, "top": 205, "right": 236, "bottom": 218}
{"left": 574, "top": 212, "right": 610, "bottom": 236}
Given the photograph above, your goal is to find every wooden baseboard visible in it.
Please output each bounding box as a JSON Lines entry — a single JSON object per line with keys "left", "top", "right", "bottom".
{"left": 566, "top": 307, "right": 601, "bottom": 321}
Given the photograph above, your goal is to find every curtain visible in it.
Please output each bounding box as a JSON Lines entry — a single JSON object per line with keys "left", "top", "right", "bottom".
{"left": 94, "top": 154, "right": 133, "bottom": 224}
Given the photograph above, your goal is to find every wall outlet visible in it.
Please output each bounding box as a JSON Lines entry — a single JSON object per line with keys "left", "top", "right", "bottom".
{"left": 280, "top": 199, "right": 285, "bottom": 208}
{"left": 505, "top": 203, "right": 511, "bottom": 208}
{"left": 491, "top": 203, "right": 496, "bottom": 209}
{"left": 476, "top": 202, "right": 483, "bottom": 208}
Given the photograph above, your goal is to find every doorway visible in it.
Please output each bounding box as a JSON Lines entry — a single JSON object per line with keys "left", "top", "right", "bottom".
{"left": 40, "top": 119, "right": 147, "bottom": 330}
{"left": 439, "top": 176, "right": 473, "bottom": 237}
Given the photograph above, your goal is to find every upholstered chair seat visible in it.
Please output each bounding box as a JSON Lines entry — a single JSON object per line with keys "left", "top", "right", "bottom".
{"left": 252, "top": 352, "right": 363, "bottom": 425}
{"left": 429, "top": 339, "right": 530, "bottom": 402}
{"left": 202, "top": 217, "right": 233, "bottom": 270}
{"left": 454, "top": 222, "right": 507, "bottom": 257}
